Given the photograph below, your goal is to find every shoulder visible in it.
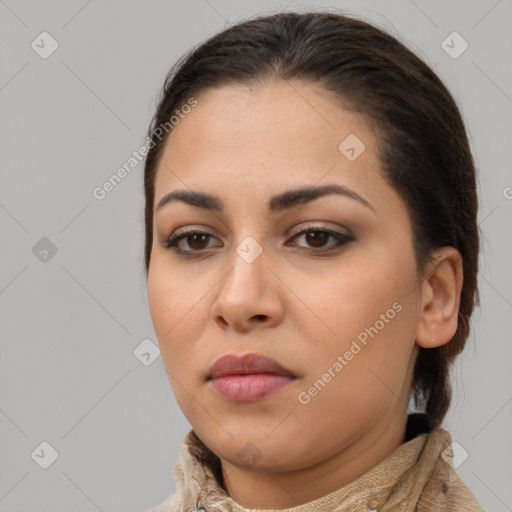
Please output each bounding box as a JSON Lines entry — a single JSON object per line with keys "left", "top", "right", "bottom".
{"left": 443, "top": 470, "right": 486, "bottom": 512}
{"left": 410, "top": 424, "right": 485, "bottom": 512}
{"left": 417, "top": 453, "right": 485, "bottom": 512}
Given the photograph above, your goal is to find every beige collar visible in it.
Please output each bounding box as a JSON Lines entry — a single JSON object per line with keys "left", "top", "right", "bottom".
{"left": 153, "top": 426, "right": 484, "bottom": 512}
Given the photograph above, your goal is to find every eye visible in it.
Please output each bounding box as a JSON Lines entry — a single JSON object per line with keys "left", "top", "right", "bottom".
{"left": 161, "top": 230, "right": 220, "bottom": 255}
{"left": 287, "top": 226, "right": 353, "bottom": 252}
{"left": 161, "top": 225, "right": 352, "bottom": 256}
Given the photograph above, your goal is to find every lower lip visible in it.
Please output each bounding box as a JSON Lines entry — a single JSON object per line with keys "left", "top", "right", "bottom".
{"left": 209, "top": 373, "right": 295, "bottom": 402}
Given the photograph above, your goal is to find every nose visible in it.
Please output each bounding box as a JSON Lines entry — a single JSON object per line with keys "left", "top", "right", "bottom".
{"left": 210, "top": 244, "right": 285, "bottom": 332}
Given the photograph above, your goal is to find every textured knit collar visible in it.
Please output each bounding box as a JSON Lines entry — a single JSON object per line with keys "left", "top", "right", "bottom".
{"left": 155, "top": 414, "right": 484, "bottom": 512}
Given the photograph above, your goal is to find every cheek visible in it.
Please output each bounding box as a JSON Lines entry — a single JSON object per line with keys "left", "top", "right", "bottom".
{"left": 298, "top": 251, "right": 420, "bottom": 392}
{"left": 147, "top": 260, "right": 205, "bottom": 358}
{"left": 147, "top": 264, "right": 209, "bottom": 416}
{"left": 294, "top": 251, "right": 416, "bottom": 342}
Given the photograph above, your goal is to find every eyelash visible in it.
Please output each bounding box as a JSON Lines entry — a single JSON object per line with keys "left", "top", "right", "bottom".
{"left": 161, "top": 226, "right": 353, "bottom": 256}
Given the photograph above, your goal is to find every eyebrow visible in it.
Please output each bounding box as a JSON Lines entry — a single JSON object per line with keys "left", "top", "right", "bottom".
{"left": 155, "top": 184, "right": 375, "bottom": 214}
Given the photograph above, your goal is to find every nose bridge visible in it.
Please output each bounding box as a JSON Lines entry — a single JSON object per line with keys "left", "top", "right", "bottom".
{"left": 223, "top": 235, "right": 267, "bottom": 298}
{"left": 211, "top": 234, "right": 283, "bottom": 329}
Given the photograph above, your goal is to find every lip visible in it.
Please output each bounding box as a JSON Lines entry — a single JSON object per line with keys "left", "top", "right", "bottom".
{"left": 207, "top": 352, "right": 296, "bottom": 402}
{"left": 208, "top": 352, "right": 296, "bottom": 379}
{"left": 209, "top": 374, "right": 295, "bottom": 402}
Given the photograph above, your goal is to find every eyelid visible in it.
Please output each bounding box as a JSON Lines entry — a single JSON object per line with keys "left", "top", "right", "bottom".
{"left": 164, "top": 222, "right": 349, "bottom": 242}
{"left": 171, "top": 225, "right": 212, "bottom": 237}
{"left": 162, "top": 224, "right": 221, "bottom": 242}
{"left": 289, "top": 221, "right": 351, "bottom": 238}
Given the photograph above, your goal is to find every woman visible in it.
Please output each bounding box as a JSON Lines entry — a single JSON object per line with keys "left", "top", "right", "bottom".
{"left": 144, "top": 10, "right": 484, "bottom": 511}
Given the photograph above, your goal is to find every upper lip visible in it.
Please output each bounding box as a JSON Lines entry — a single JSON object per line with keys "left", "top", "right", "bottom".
{"left": 208, "top": 352, "right": 296, "bottom": 379}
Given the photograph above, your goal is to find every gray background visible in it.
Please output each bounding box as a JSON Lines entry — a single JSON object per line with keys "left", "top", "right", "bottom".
{"left": 0, "top": 1, "right": 511, "bottom": 511}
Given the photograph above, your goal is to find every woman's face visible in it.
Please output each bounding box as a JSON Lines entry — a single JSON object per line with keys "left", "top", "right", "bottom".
{"left": 147, "top": 80, "right": 424, "bottom": 475}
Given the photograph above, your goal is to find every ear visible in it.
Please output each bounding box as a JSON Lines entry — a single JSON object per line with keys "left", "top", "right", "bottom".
{"left": 415, "top": 247, "right": 464, "bottom": 349}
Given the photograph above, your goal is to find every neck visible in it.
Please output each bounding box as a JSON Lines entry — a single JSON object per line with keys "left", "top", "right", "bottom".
{"left": 220, "top": 407, "right": 409, "bottom": 509}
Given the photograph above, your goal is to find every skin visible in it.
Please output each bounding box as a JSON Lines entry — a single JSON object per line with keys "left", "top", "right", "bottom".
{"left": 147, "top": 79, "right": 463, "bottom": 509}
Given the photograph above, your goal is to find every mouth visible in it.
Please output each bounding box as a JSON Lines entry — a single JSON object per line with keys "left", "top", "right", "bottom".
{"left": 207, "top": 352, "right": 296, "bottom": 379}
{"left": 207, "top": 352, "right": 297, "bottom": 402}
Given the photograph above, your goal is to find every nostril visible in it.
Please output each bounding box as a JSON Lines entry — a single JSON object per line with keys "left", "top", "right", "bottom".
{"left": 216, "top": 316, "right": 229, "bottom": 327}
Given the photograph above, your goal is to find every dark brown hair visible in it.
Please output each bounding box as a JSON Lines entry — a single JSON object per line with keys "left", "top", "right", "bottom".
{"left": 143, "top": 11, "right": 480, "bottom": 429}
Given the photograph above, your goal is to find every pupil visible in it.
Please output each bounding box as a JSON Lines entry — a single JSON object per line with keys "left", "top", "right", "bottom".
{"left": 306, "top": 231, "right": 327, "bottom": 247}
{"left": 189, "top": 234, "right": 208, "bottom": 249}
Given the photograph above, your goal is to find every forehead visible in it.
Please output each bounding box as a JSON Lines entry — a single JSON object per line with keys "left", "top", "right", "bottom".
{"left": 153, "top": 80, "right": 394, "bottom": 214}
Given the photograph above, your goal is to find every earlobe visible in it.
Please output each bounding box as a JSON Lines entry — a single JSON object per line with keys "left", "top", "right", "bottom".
{"left": 415, "top": 247, "right": 464, "bottom": 349}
